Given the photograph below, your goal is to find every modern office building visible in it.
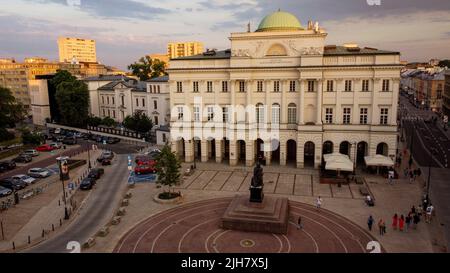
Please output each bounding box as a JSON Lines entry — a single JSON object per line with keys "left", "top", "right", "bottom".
{"left": 58, "top": 37, "right": 97, "bottom": 63}
{"left": 167, "top": 41, "right": 204, "bottom": 59}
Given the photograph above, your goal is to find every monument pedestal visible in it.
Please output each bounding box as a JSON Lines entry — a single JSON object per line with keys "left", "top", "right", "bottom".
{"left": 220, "top": 195, "right": 290, "bottom": 234}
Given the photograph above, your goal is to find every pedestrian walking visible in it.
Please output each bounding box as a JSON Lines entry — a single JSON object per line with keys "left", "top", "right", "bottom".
{"left": 403, "top": 168, "right": 409, "bottom": 178}
{"left": 413, "top": 213, "right": 420, "bottom": 229}
{"left": 297, "top": 216, "right": 303, "bottom": 230}
{"left": 378, "top": 219, "right": 386, "bottom": 236}
{"left": 408, "top": 157, "right": 413, "bottom": 168}
{"left": 426, "top": 204, "right": 434, "bottom": 223}
{"left": 417, "top": 168, "right": 421, "bottom": 177}
{"left": 405, "top": 214, "right": 411, "bottom": 232}
{"left": 316, "top": 196, "right": 322, "bottom": 210}
{"left": 399, "top": 215, "right": 405, "bottom": 231}
{"left": 422, "top": 196, "right": 429, "bottom": 211}
{"left": 368, "top": 215, "right": 374, "bottom": 231}
{"left": 417, "top": 205, "right": 423, "bottom": 218}
{"left": 411, "top": 205, "right": 416, "bottom": 215}
{"left": 409, "top": 171, "right": 414, "bottom": 184}
{"left": 392, "top": 213, "right": 398, "bottom": 230}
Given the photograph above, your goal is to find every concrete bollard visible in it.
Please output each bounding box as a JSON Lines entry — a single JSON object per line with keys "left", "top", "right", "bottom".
{"left": 83, "top": 237, "right": 96, "bottom": 249}
{"left": 121, "top": 199, "right": 129, "bottom": 206}
{"left": 52, "top": 224, "right": 55, "bottom": 231}
{"left": 28, "top": 236, "right": 31, "bottom": 244}
{"left": 124, "top": 192, "right": 132, "bottom": 199}
{"left": 41, "top": 229, "right": 45, "bottom": 238}
{"left": 117, "top": 207, "right": 126, "bottom": 216}
{"left": 111, "top": 216, "right": 121, "bottom": 225}
{"left": 97, "top": 227, "right": 109, "bottom": 237}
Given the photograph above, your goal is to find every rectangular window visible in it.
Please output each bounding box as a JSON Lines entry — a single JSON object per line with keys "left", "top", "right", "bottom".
{"left": 272, "top": 105, "right": 280, "bottom": 124}
{"left": 154, "top": 116, "right": 159, "bottom": 125}
{"left": 193, "top": 81, "right": 199, "bottom": 93}
{"left": 288, "top": 106, "right": 297, "bottom": 124}
{"left": 222, "top": 107, "right": 229, "bottom": 123}
{"left": 112, "top": 97, "right": 115, "bottom": 105}
{"left": 177, "top": 106, "right": 184, "bottom": 120}
{"left": 102, "top": 96, "right": 104, "bottom": 104}
{"left": 222, "top": 81, "right": 228, "bottom": 92}
{"left": 307, "top": 80, "right": 315, "bottom": 92}
{"left": 102, "top": 109, "right": 105, "bottom": 116}
{"left": 162, "top": 133, "right": 166, "bottom": 142}
{"left": 325, "top": 108, "right": 333, "bottom": 124}
{"left": 107, "top": 97, "right": 110, "bottom": 105}
{"left": 193, "top": 106, "right": 200, "bottom": 122}
{"left": 176, "top": 81, "right": 183, "bottom": 93}
{"left": 343, "top": 108, "right": 351, "bottom": 124}
{"left": 207, "top": 81, "right": 213, "bottom": 93}
{"left": 360, "top": 108, "right": 368, "bottom": 124}
{"left": 207, "top": 106, "right": 214, "bottom": 121}
{"left": 121, "top": 96, "right": 124, "bottom": 106}
{"left": 382, "top": 80, "right": 390, "bottom": 92}
{"left": 239, "top": 81, "right": 245, "bottom": 92}
{"left": 362, "top": 80, "right": 369, "bottom": 92}
{"left": 154, "top": 100, "right": 157, "bottom": 109}
{"left": 108, "top": 109, "right": 110, "bottom": 117}
{"left": 136, "top": 98, "right": 139, "bottom": 107}
{"left": 344, "top": 80, "right": 352, "bottom": 92}
{"left": 273, "top": 81, "right": 280, "bottom": 92}
{"left": 289, "top": 80, "right": 296, "bottom": 92}
{"left": 380, "top": 108, "right": 389, "bottom": 125}
{"left": 142, "top": 98, "right": 145, "bottom": 107}
{"left": 112, "top": 110, "right": 116, "bottom": 119}
{"left": 326, "top": 80, "right": 334, "bottom": 92}
{"left": 257, "top": 81, "right": 263, "bottom": 92}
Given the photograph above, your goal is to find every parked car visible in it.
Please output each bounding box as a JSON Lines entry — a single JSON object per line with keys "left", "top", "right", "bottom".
{"left": 27, "top": 168, "right": 50, "bottom": 178}
{"left": 36, "top": 144, "right": 55, "bottom": 152}
{"left": 11, "top": 174, "right": 36, "bottom": 185}
{"left": 49, "top": 143, "right": 61, "bottom": 149}
{"left": 95, "top": 136, "right": 103, "bottom": 143}
{"left": 0, "top": 178, "right": 26, "bottom": 190}
{"left": 134, "top": 163, "right": 156, "bottom": 175}
{"left": 0, "top": 160, "right": 16, "bottom": 170}
{"left": 97, "top": 151, "right": 114, "bottom": 162}
{"left": 0, "top": 186, "right": 13, "bottom": 197}
{"left": 88, "top": 168, "right": 104, "bottom": 180}
{"left": 73, "top": 132, "right": 82, "bottom": 138}
{"left": 62, "top": 136, "right": 77, "bottom": 145}
{"left": 54, "top": 128, "right": 61, "bottom": 134}
{"left": 23, "top": 149, "right": 39, "bottom": 157}
{"left": 135, "top": 155, "right": 151, "bottom": 165}
{"left": 101, "top": 158, "right": 111, "bottom": 165}
{"left": 13, "top": 154, "right": 32, "bottom": 163}
{"left": 0, "top": 165, "right": 7, "bottom": 173}
{"left": 80, "top": 177, "right": 95, "bottom": 190}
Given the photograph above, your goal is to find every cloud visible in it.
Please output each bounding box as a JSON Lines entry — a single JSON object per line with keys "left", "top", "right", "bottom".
{"left": 27, "top": 0, "right": 171, "bottom": 20}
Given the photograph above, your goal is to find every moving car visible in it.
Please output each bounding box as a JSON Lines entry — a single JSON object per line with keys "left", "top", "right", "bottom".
{"left": 22, "top": 149, "right": 39, "bottom": 157}
{"left": 11, "top": 174, "right": 36, "bottom": 185}
{"left": 62, "top": 136, "right": 77, "bottom": 145}
{"left": 80, "top": 177, "right": 95, "bottom": 190}
{"left": 97, "top": 151, "right": 114, "bottom": 162}
{"left": 0, "top": 186, "right": 13, "bottom": 197}
{"left": 134, "top": 163, "right": 156, "bottom": 175}
{"left": 27, "top": 168, "right": 50, "bottom": 178}
{"left": 0, "top": 160, "right": 16, "bottom": 170}
{"left": 88, "top": 168, "right": 104, "bottom": 180}
{"left": 101, "top": 158, "right": 111, "bottom": 165}
{"left": 54, "top": 128, "right": 61, "bottom": 134}
{"left": 0, "top": 178, "right": 26, "bottom": 190}
{"left": 13, "top": 154, "right": 32, "bottom": 163}
{"left": 36, "top": 144, "right": 55, "bottom": 152}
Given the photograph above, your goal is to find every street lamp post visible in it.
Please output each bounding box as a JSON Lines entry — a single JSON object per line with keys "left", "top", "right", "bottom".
{"left": 352, "top": 142, "right": 357, "bottom": 175}
{"left": 58, "top": 159, "right": 69, "bottom": 220}
{"left": 86, "top": 128, "right": 92, "bottom": 169}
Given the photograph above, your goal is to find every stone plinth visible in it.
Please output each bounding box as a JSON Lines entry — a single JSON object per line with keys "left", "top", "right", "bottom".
{"left": 220, "top": 195, "right": 289, "bottom": 234}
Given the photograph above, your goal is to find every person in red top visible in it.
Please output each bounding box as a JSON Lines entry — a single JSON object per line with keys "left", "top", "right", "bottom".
{"left": 399, "top": 215, "right": 405, "bottom": 231}
{"left": 392, "top": 214, "right": 398, "bottom": 230}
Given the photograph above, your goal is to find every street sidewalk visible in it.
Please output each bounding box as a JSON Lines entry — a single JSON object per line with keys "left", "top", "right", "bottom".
{"left": 0, "top": 149, "right": 102, "bottom": 252}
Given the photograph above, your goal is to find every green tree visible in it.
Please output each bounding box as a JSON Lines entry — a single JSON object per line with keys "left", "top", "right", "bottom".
{"left": 101, "top": 116, "right": 116, "bottom": 127}
{"left": 128, "top": 56, "right": 152, "bottom": 81}
{"left": 87, "top": 115, "right": 102, "bottom": 127}
{"left": 155, "top": 144, "right": 181, "bottom": 197}
{"left": 55, "top": 79, "right": 89, "bottom": 127}
{"left": 123, "top": 110, "right": 153, "bottom": 133}
{"left": 0, "top": 86, "right": 26, "bottom": 141}
{"left": 438, "top": 60, "right": 450, "bottom": 68}
{"left": 21, "top": 129, "right": 44, "bottom": 145}
{"left": 151, "top": 59, "right": 167, "bottom": 78}
{"left": 50, "top": 70, "right": 77, "bottom": 89}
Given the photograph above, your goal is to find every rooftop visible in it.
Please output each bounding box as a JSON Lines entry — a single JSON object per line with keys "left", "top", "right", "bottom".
{"left": 83, "top": 74, "right": 133, "bottom": 81}
{"left": 256, "top": 11, "right": 303, "bottom": 32}
{"left": 147, "top": 75, "right": 169, "bottom": 82}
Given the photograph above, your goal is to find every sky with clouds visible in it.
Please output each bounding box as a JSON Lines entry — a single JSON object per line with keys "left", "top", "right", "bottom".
{"left": 1, "top": 0, "right": 449, "bottom": 70}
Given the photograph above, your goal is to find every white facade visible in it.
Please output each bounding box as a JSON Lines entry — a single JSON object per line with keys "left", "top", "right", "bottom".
{"left": 168, "top": 12, "right": 401, "bottom": 169}
{"left": 85, "top": 75, "right": 170, "bottom": 126}
{"left": 29, "top": 78, "right": 51, "bottom": 126}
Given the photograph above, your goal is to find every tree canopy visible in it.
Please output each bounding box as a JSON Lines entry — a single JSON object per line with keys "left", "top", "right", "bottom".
{"left": 123, "top": 110, "right": 153, "bottom": 134}
{"left": 155, "top": 145, "right": 181, "bottom": 193}
{"left": 438, "top": 59, "right": 450, "bottom": 68}
{"left": 0, "top": 86, "right": 27, "bottom": 141}
{"left": 128, "top": 56, "right": 167, "bottom": 81}
{"left": 53, "top": 71, "right": 90, "bottom": 128}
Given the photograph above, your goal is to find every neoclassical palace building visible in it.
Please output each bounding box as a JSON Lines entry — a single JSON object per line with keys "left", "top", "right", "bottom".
{"left": 168, "top": 11, "right": 401, "bottom": 168}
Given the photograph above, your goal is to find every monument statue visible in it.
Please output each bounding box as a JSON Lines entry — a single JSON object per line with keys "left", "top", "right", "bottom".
{"left": 249, "top": 163, "right": 264, "bottom": 203}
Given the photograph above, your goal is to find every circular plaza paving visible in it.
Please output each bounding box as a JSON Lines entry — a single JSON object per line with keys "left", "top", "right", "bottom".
{"left": 114, "top": 197, "right": 383, "bottom": 253}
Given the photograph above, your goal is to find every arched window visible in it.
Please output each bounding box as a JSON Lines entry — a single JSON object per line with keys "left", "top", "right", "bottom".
{"left": 288, "top": 103, "right": 297, "bottom": 124}
{"left": 256, "top": 103, "right": 265, "bottom": 124}
{"left": 272, "top": 103, "right": 280, "bottom": 124}
{"left": 266, "top": 44, "right": 287, "bottom": 56}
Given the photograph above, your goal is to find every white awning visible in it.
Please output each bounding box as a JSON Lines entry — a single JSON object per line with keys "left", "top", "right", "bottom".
{"left": 325, "top": 156, "right": 354, "bottom": 172}
{"left": 364, "top": 154, "right": 394, "bottom": 167}
{"left": 323, "top": 152, "right": 351, "bottom": 162}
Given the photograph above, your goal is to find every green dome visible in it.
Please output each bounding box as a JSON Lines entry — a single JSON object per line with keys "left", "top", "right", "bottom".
{"left": 256, "top": 11, "right": 303, "bottom": 32}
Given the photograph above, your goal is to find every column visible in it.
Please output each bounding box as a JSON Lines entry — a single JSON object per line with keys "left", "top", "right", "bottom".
{"left": 201, "top": 140, "right": 208, "bottom": 162}
{"left": 246, "top": 140, "right": 255, "bottom": 166}
{"left": 349, "top": 142, "right": 356, "bottom": 163}
{"left": 185, "top": 139, "right": 194, "bottom": 163}
{"left": 171, "top": 140, "right": 179, "bottom": 159}
{"left": 229, "top": 140, "right": 238, "bottom": 166}
{"left": 314, "top": 141, "right": 322, "bottom": 169}
{"left": 391, "top": 79, "right": 399, "bottom": 125}
{"left": 316, "top": 80, "right": 323, "bottom": 124}
{"left": 299, "top": 79, "right": 305, "bottom": 124}
{"left": 297, "top": 140, "right": 304, "bottom": 168}
{"left": 215, "top": 139, "right": 223, "bottom": 163}
{"left": 264, "top": 142, "right": 271, "bottom": 166}
{"left": 281, "top": 80, "right": 287, "bottom": 124}
{"left": 280, "top": 140, "right": 287, "bottom": 166}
